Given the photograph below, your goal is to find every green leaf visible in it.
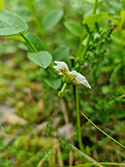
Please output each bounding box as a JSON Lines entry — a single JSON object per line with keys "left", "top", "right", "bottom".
{"left": 40, "top": 68, "right": 61, "bottom": 89}
{"left": 41, "top": 9, "right": 64, "bottom": 31}
{"left": 110, "top": 63, "right": 122, "bottom": 83}
{"left": 64, "top": 21, "right": 82, "bottom": 37}
{"left": 123, "top": 30, "right": 125, "bottom": 38}
{"left": 7, "top": 35, "right": 24, "bottom": 42}
{"left": 44, "top": 77, "right": 61, "bottom": 89}
{"left": 13, "top": 8, "right": 33, "bottom": 22}
{"left": 0, "top": 10, "right": 28, "bottom": 36}
{"left": 101, "top": 85, "right": 110, "bottom": 95}
{"left": 107, "top": 16, "right": 119, "bottom": 25}
{"left": 120, "top": 10, "right": 125, "bottom": 27}
{"left": 108, "top": 1, "right": 122, "bottom": 12}
{"left": 111, "top": 31, "right": 121, "bottom": 45}
{"left": 83, "top": 12, "right": 107, "bottom": 28}
{"left": 27, "top": 51, "right": 52, "bottom": 69}
{"left": 52, "top": 46, "right": 70, "bottom": 61}
{"left": 0, "top": 0, "right": 4, "bottom": 10}
{"left": 86, "top": 0, "right": 103, "bottom": 4}
{"left": 26, "top": 32, "right": 45, "bottom": 51}
{"left": 0, "top": 27, "right": 23, "bottom": 36}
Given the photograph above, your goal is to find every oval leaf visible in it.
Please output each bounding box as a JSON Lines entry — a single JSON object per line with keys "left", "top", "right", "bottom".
{"left": 26, "top": 32, "right": 45, "bottom": 51}
{"left": 40, "top": 68, "right": 61, "bottom": 89}
{"left": 0, "top": 10, "right": 28, "bottom": 36}
{"left": 107, "top": 16, "right": 118, "bottom": 25}
{"left": 27, "top": 51, "right": 52, "bottom": 69}
{"left": 44, "top": 77, "right": 61, "bottom": 89}
{"left": 0, "top": 25, "right": 23, "bottom": 36}
{"left": 41, "top": 9, "right": 63, "bottom": 31}
{"left": 52, "top": 46, "right": 70, "bottom": 61}
{"left": 83, "top": 12, "right": 107, "bottom": 28}
{"left": 120, "top": 10, "right": 125, "bottom": 26}
{"left": 64, "top": 21, "right": 82, "bottom": 36}
{"left": 0, "top": 0, "right": 4, "bottom": 10}
{"left": 13, "top": 8, "right": 33, "bottom": 22}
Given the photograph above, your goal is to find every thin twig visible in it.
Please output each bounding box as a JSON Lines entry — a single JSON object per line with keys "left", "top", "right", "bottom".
{"left": 69, "top": 143, "right": 103, "bottom": 167}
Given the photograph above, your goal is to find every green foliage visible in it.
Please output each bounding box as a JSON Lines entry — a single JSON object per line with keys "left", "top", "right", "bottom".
{"left": 41, "top": 9, "right": 64, "bottom": 31}
{"left": 86, "top": 0, "right": 103, "bottom": 3}
{"left": 83, "top": 12, "right": 107, "bottom": 28}
{"left": 52, "top": 46, "right": 70, "bottom": 62}
{"left": 40, "top": 68, "right": 61, "bottom": 89}
{"left": 44, "top": 77, "right": 61, "bottom": 89}
{"left": 120, "top": 10, "right": 125, "bottom": 26}
{"left": 0, "top": 26, "right": 22, "bottom": 36}
{"left": 13, "top": 8, "right": 33, "bottom": 22}
{"left": 64, "top": 21, "right": 82, "bottom": 37}
{"left": 27, "top": 51, "right": 52, "bottom": 69}
{"left": 0, "top": 0, "right": 4, "bottom": 10}
{"left": 0, "top": 10, "right": 28, "bottom": 36}
{"left": 26, "top": 32, "right": 45, "bottom": 51}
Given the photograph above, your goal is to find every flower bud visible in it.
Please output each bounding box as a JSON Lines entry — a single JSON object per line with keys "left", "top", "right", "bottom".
{"left": 62, "top": 75, "right": 72, "bottom": 85}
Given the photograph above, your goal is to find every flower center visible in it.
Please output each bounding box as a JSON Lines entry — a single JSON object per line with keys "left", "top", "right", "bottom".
{"left": 59, "top": 67, "right": 68, "bottom": 75}
{"left": 68, "top": 74, "right": 81, "bottom": 86}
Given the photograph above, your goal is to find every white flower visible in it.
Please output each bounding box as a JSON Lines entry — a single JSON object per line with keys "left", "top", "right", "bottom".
{"left": 53, "top": 61, "right": 91, "bottom": 89}
{"left": 53, "top": 61, "right": 69, "bottom": 75}
{"left": 68, "top": 70, "right": 91, "bottom": 88}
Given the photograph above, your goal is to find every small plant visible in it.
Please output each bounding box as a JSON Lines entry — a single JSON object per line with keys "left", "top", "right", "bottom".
{"left": 0, "top": 0, "right": 125, "bottom": 166}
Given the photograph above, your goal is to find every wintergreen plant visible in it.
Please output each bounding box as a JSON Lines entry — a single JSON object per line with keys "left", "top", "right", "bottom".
{"left": 0, "top": 0, "right": 125, "bottom": 166}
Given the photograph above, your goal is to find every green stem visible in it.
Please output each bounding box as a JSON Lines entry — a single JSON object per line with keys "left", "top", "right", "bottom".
{"left": 33, "top": 14, "right": 48, "bottom": 51}
{"left": 20, "top": 32, "right": 38, "bottom": 53}
{"left": 80, "top": 111, "right": 125, "bottom": 149}
{"left": 122, "top": 0, "right": 125, "bottom": 10}
{"left": 76, "top": 31, "right": 85, "bottom": 58}
{"left": 81, "top": 0, "right": 98, "bottom": 59}
{"left": 108, "top": 94, "right": 125, "bottom": 105}
{"left": 76, "top": 86, "right": 83, "bottom": 151}
{"left": 26, "top": 0, "right": 48, "bottom": 51}
{"left": 73, "top": 162, "right": 125, "bottom": 167}
{"left": 81, "top": 33, "right": 91, "bottom": 58}
{"left": 61, "top": 83, "right": 67, "bottom": 92}
{"left": 58, "top": 83, "right": 67, "bottom": 97}
{"left": 92, "top": 0, "right": 98, "bottom": 15}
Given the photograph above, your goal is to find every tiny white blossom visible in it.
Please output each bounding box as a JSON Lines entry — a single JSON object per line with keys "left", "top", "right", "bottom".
{"left": 53, "top": 61, "right": 91, "bottom": 89}
{"left": 69, "top": 70, "right": 91, "bottom": 88}
{"left": 53, "top": 61, "right": 69, "bottom": 75}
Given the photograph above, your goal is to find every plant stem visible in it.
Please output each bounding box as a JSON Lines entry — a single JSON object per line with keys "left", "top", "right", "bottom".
{"left": 81, "top": 0, "right": 98, "bottom": 59}
{"left": 20, "top": 32, "right": 38, "bottom": 53}
{"left": 75, "top": 86, "right": 83, "bottom": 151}
{"left": 80, "top": 111, "right": 125, "bottom": 149}
{"left": 76, "top": 31, "right": 85, "bottom": 58}
{"left": 61, "top": 83, "right": 67, "bottom": 92}
{"left": 92, "top": 0, "right": 98, "bottom": 15}
{"left": 73, "top": 162, "right": 125, "bottom": 167}
{"left": 26, "top": 0, "right": 48, "bottom": 51}
{"left": 108, "top": 94, "right": 125, "bottom": 105}
{"left": 32, "top": 12, "right": 48, "bottom": 51}
{"left": 58, "top": 83, "right": 67, "bottom": 97}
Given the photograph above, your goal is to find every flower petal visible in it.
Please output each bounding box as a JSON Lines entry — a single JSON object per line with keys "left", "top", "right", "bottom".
{"left": 80, "top": 80, "right": 91, "bottom": 89}
{"left": 53, "top": 61, "right": 91, "bottom": 89}
{"left": 53, "top": 61, "right": 69, "bottom": 73}
{"left": 69, "top": 70, "right": 91, "bottom": 89}
{"left": 70, "top": 70, "right": 86, "bottom": 80}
